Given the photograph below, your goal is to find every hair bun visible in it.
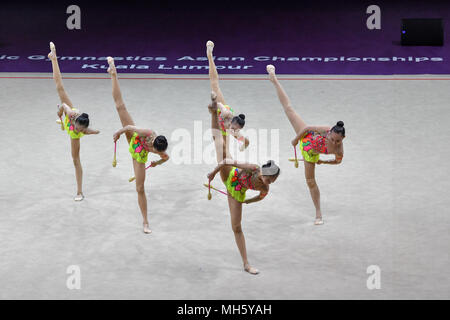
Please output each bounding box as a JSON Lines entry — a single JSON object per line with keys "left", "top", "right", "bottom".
{"left": 336, "top": 121, "right": 344, "bottom": 127}
{"left": 239, "top": 114, "right": 245, "bottom": 120}
{"left": 261, "top": 160, "right": 280, "bottom": 176}
{"left": 75, "top": 112, "right": 90, "bottom": 128}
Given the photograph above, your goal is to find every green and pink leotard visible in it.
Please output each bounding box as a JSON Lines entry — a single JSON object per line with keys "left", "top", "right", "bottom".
{"left": 129, "top": 132, "right": 149, "bottom": 164}
{"left": 299, "top": 131, "right": 329, "bottom": 163}
{"left": 64, "top": 108, "right": 84, "bottom": 139}
{"left": 225, "top": 166, "right": 268, "bottom": 203}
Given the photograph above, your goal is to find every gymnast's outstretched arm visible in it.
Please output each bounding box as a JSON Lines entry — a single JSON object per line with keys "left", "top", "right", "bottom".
{"left": 133, "top": 127, "right": 154, "bottom": 138}
{"left": 84, "top": 128, "right": 100, "bottom": 135}
{"left": 220, "top": 159, "right": 259, "bottom": 171}
{"left": 113, "top": 125, "right": 149, "bottom": 140}
{"left": 113, "top": 125, "right": 134, "bottom": 141}
{"left": 57, "top": 103, "right": 75, "bottom": 118}
{"left": 151, "top": 152, "right": 169, "bottom": 167}
{"left": 207, "top": 159, "right": 258, "bottom": 181}
{"left": 243, "top": 189, "right": 269, "bottom": 204}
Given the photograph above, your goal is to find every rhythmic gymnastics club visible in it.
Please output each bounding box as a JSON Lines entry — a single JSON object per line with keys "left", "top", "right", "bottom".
{"left": 207, "top": 180, "right": 212, "bottom": 200}
{"left": 57, "top": 105, "right": 64, "bottom": 131}
{"left": 203, "top": 183, "right": 228, "bottom": 196}
{"left": 112, "top": 141, "right": 117, "bottom": 167}
{"left": 293, "top": 146, "right": 299, "bottom": 168}
{"left": 288, "top": 158, "right": 304, "bottom": 163}
{"left": 129, "top": 163, "right": 152, "bottom": 182}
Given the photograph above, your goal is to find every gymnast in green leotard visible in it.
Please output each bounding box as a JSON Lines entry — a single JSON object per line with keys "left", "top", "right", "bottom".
{"left": 49, "top": 42, "right": 100, "bottom": 202}
{"left": 108, "top": 57, "right": 169, "bottom": 234}
{"left": 266, "top": 64, "right": 345, "bottom": 226}
{"left": 207, "top": 92, "right": 280, "bottom": 275}
{"left": 206, "top": 40, "right": 250, "bottom": 151}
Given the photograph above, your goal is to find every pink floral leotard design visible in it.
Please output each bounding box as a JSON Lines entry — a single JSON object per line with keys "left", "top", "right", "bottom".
{"left": 302, "top": 131, "right": 329, "bottom": 154}
{"left": 229, "top": 167, "right": 268, "bottom": 200}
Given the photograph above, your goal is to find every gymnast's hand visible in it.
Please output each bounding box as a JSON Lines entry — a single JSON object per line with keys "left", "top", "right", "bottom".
{"left": 113, "top": 131, "right": 121, "bottom": 142}
{"left": 207, "top": 170, "right": 217, "bottom": 181}
{"left": 291, "top": 138, "right": 298, "bottom": 147}
{"left": 150, "top": 161, "right": 158, "bottom": 167}
{"left": 57, "top": 105, "right": 64, "bottom": 118}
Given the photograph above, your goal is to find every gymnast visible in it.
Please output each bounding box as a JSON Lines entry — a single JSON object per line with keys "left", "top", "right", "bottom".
{"left": 266, "top": 65, "right": 345, "bottom": 225}
{"left": 108, "top": 57, "right": 169, "bottom": 234}
{"left": 49, "top": 42, "right": 100, "bottom": 201}
{"left": 207, "top": 92, "right": 280, "bottom": 275}
{"left": 206, "top": 40, "right": 249, "bottom": 151}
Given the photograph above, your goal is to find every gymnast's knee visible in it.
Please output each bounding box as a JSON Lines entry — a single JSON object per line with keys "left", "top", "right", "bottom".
{"left": 115, "top": 102, "right": 126, "bottom": 111}
{"left": 71, "top": 154, "right": 80, "bottom": 165}
{"left": 136, "top": 184, "right": 145, "bottom": 194}
{"left": 306, "top": 178, "right": 318, "bottom": 189}
{"left": 232, "top": 224, "right": 243, "bottom": 234}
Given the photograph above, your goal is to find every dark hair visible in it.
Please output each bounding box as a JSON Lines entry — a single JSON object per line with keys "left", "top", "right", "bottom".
{"left": 261, "top": 160, "right": 280, "bottom": 177}
{"left": 76, "top": 113, "right": 90, "bottom": 128}
{"left": 153, "top": 135, "right": 168, "bottom": 152}
{"left": 231, "top": 114, "right": 246, "bottom": 128}
{"left": 331, "top": 121, "right": 345, "bottom": 137}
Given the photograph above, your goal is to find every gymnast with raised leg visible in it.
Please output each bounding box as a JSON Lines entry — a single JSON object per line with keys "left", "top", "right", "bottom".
{"left": 206, "top": 92, "right": 280, "bottom": 275}
{"left": 48, "top": 42, "right": 100, "bottom": 201}
{"left": 266, "top": 64, "right": 345, "bottom": 225}
{"left": 107, "top": 57, "right": 169, "bottom": 234}
{"left": 206, "top": 40, "right": 249, "bottom": 151}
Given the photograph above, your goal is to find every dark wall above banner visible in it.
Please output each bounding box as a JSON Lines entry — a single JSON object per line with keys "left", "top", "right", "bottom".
{"left": 401, "top": 19, "right": 444, "bottom": 46}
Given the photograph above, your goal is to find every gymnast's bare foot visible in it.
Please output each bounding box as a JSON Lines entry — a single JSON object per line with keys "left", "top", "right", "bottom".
{"left": 244, "top": 263, "right": 260, "bottom": 275}
{"left": 74, "top": 193, "right": 84, "bottom": 201}
{"left": 206, "top": 40, "right": 214, "bottom": 57}
{"left": 48, "top": 42, "right": 57, "bottom": 60}
{"left": 143, "top": 223, "right": 152, "bottom": 234}
{"left": 266, "top": 64, "right": 276, "bottom": 83}
{"left": 107, "top": 56, "right": 117, "bottom": 75}
{"left": 314, "top": 217, "right": 324, "bottom": 225}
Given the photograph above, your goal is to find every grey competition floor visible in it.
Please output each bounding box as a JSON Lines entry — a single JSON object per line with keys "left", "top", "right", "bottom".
{"left": 0, "top": 73, "right": 449, "bottom": 299}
